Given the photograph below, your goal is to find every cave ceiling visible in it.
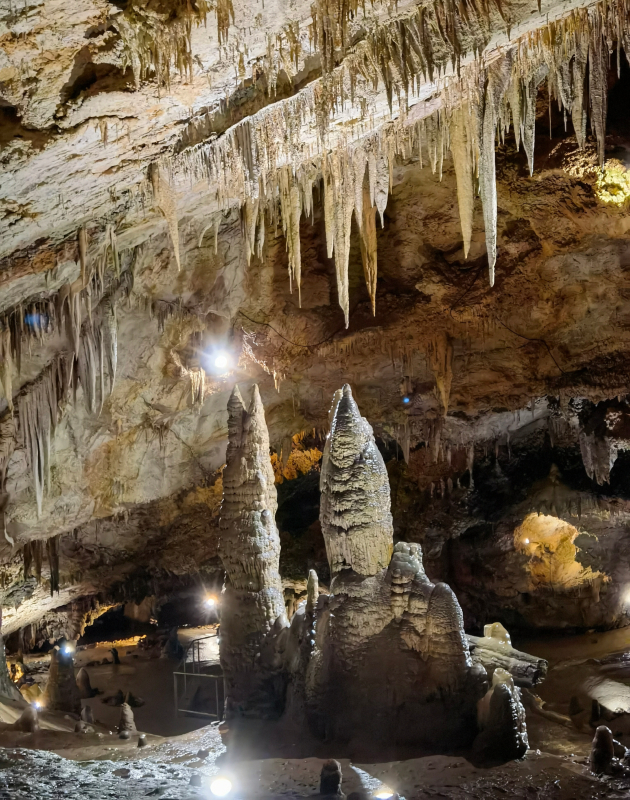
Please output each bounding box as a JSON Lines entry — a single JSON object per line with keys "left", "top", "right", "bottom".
{"left": 2, "top": 0, "right": 630, "bottom": 637}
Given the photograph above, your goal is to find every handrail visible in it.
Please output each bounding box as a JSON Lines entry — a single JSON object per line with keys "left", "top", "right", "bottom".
{"left": 173, "top": 632, "right": 224, "bottom": 720}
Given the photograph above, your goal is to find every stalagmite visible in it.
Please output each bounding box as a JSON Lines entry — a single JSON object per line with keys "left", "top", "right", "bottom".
{"left": 218, "top": 384, "right": 287, "bottom": 718}
{"left": 44, "top": 646, "right": 81, "bottom": 714}
{"left": 306, "top": 569, "right": 319, "bottom": 614}
{"left": 473, "top": 667, "right": 529, "bottom": 764}
{"left": 12, "top": 706, "right": 39, "bottom": 733}
{"left": 150, "top": 164, "right": 181, "bottom": 272}
{"left": 319, "top": 384, "right": 393, "bottom": 577}
{"left": 118, "top": 702, "right": 137, "bottom": 733}
{"left": 76, "top": 667, "right": 98, "bottom": 699}
{"left": 301, "top": 387, "right": 488, "bottom": 746}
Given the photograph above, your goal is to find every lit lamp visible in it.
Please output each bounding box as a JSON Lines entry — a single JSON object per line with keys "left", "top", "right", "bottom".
{"left": 204, "top": 595, "right": 217, "bottom": 610}
{"left": 214, "top": 353, "right": 229, "bottom": 370}
{"left": 373, "top": 790, "right": 394, "bottom": 799}
{"left": 210, "top": 777, "right": 233, "bottom": 797}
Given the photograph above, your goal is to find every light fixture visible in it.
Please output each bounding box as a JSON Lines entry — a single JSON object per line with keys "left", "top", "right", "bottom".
{"left": 204, "top": 595, "right": 217, "bottom": 609}
{"left": 33, "top": 701, "right": 41, "bottom": 709}
{"left": 214, "top": 353, "right": 229, "bottom": 370}
{"left": 403, "top": 397, "right": 410, "bottom": 404}
{"left": 62, "top": 644, "right": 74, "bottom": 655}
{"left": 210, "top": 777, "right": 232, "bottom": 797}
{"left": 374, "top": 790, "right": 394, "bottom": 799}
{"left": 524, "top": 538, "right": 530, "bottom": 544}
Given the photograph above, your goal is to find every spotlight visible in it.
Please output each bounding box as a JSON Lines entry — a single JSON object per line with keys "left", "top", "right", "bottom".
{"left": 374, "top": 791, "right": 394, "bottom": 799}
{"left": 210, "top": 777, "right": 233, "bottom": 797}
{"left": 402, "top": 397, "right": 410, "bottom": 404}
{"left": 33, "top": 701, "right": 41, "bottom": 709}
{"left": 62, "top": 644, "right": 73, "bottom": 655}
{"left": 214, "top": 353, "right": 229, "bottom": 370}
{"left": 524, "top": 538, "right": 530, "bottom": 544}
{"left": 204, "top": 595, "right": 217, "bottom": 609}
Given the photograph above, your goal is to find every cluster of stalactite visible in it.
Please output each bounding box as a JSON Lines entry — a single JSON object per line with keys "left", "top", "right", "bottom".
{"left": 114, "top": 0, "right": 233, "bottom": 91}
{"left": 20, "top": 535, "right": 60, "bottom": 596}
{"left": 0, "top": 250, "right": 133, "bottom": 517}
{"left": 163, "top": 0, "right": 629, "bottom": 326}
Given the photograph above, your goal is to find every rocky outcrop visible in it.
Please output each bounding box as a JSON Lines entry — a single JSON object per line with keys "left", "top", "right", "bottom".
{"left": 218, "top": 384, "right": 287, "bottom": 719}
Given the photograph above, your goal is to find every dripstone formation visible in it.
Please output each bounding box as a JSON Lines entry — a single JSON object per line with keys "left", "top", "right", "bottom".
{"left": 218, "top": 383, "right": 540, "bottom": 756}
{"left": 218, "top": 384, "right": 287, "bottom": 718}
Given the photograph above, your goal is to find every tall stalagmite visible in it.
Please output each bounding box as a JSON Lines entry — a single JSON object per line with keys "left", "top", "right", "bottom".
{"left": 306, "top": 385, "right": 486, "bottom": 747}
{"left": 218, "top": 384, "right": 287, "bottom": 718}
{"left": 44, "top": 646, "right": 81, "bottom": 714}
{"left": 319, "top": 384, "right": 393, "bottom": 577}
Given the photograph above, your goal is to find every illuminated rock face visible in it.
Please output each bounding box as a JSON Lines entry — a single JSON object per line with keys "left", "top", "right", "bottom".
{"left": 218, "top": 384, "right": 287, "bottom": 719}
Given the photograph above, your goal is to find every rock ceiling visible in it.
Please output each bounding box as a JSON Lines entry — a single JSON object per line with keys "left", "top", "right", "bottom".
{"left": 2, "top": 0, "right": 630, "bottom": 638}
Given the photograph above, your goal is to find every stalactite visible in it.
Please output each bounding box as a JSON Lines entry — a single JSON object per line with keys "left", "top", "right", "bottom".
{"left": 46, "top": 535, "right": 60, "bottom": 596}
{"left": 150, "top": 164, "right": 181, "bottom": 272}
{"left": 449, "top": 104, "right": 476, "bottom": 259}
{"left": 0, "top": 328, "right": 13, "bottom": 412}
{"left": 428, "top": 333, "right": 454, "bottom": 416}
{"left": 279, "top": 168, "right": 303, "bottom": 305}
{"left": 115, "top": 0, "right": 211, "bottom": 89}
{"left": 589, "top": 8, "right": 608, "bottom": 168}
{"left": 78, "top": 227, "right": 88, "bottom": 286}
{"left": 322, "top": 150, "right": 355, "bottom": 327}
{"left": 359, "top": 183, "right": 378, "bottom": 315}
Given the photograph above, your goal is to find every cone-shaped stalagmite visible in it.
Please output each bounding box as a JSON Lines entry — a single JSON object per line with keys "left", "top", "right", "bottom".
{"left": 320, "top": 384, "right": 393, "bottom": 577}
{"left": 218, "top": 384, "right": 287, "bottom": 718}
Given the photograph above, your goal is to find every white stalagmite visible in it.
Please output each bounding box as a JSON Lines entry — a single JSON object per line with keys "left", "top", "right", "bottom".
{"left": 319, "top": 384, "right": 393, "bottom": 576}
{"left": 218, "top": 384, "right": 287, "bottom": 718}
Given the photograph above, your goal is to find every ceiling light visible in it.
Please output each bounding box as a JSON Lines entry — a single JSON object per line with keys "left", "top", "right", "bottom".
{"left": 210, "top": 777, "right": 232, "bottom": 797}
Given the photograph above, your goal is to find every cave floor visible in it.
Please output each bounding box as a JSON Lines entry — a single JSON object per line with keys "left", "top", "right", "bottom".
{"left": 2, "top": 628, "right": 630, "bottom": 797}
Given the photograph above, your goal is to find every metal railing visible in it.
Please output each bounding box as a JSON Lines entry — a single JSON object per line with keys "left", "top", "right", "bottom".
{"left": 173, "top": 633, "right": 224, "bottom": 720}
